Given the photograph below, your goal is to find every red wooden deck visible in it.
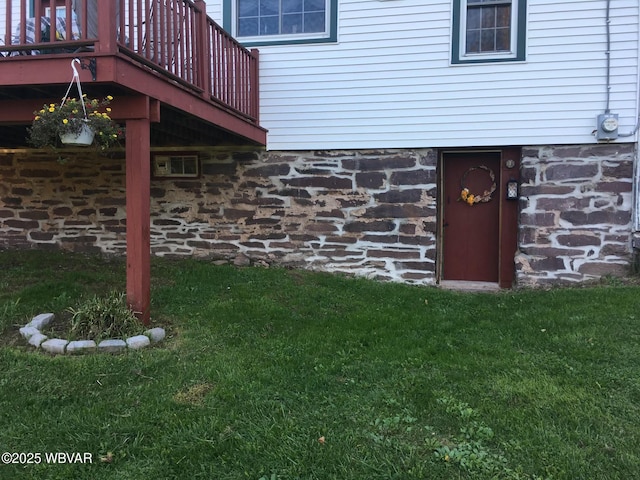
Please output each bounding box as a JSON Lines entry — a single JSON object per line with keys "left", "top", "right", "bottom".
{"left": 0, "top": 0, "right": 267, "bottom": 323}
{"left": 0, "top": 0, "right": 266, "bottom": 146}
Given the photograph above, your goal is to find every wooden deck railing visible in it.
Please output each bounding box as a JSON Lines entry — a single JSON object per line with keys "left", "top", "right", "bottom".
{"left": 1, "top": 0, "right": 259, "bottom": 124}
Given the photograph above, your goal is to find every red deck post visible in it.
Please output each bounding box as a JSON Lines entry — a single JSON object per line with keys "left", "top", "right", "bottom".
{"left": 125, "top": 116, "right": 152, "bottom": 325}
{"left": 250, "top": 48, "right": 260, "bottom": 124}
{"left": 95, "top": 0, "right": 117, "bottom": 54}
{"left": 194, "top": 0, "right": 212, "bottom": 96}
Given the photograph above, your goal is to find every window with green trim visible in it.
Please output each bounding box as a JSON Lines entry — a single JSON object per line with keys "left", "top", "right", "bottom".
{"left": 224, "top": 0, "right": 337, "bottom": 46}
{"left": 452, "top": 0, "right": 526, "bottom": 64}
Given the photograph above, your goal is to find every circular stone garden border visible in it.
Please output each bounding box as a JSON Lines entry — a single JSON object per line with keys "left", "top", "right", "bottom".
{"left": 19, "top": 313, "right": 165, "bottom": 354}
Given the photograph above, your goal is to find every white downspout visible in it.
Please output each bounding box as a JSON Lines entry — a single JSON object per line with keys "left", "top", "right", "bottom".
{"left": 608, "top": 0, "right": 640, "bottom": 245}
{"left": 627, "top": 1, "right": 640, "bottom": 242}
{"left": 634, "top": 3, "right": 640, "bottom": 238}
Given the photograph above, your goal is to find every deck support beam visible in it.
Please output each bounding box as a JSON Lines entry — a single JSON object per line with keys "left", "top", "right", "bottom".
{"left": 125, "top": 115, "right": 152, "bottom": 325}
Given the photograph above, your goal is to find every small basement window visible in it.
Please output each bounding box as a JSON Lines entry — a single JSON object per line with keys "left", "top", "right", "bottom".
{"left": 153, "top": 154, "right": 199, "bottom": 178}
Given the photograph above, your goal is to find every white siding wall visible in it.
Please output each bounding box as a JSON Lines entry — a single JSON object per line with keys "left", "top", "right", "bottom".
{"left": 206, "top": 1, "right": 223, "bottom": 25}
{"left": 180, "top": 1, "right": 629, "bottom": 151}
{"left": 1, "top": 1, "right": 27, "bottom": 46}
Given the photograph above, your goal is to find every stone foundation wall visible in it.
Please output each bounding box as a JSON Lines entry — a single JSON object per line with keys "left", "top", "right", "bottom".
{"left": 0, "top": 149, "right": 439, "bottom": 284}
{"left": 152, "top": 149, "right": 439, "bottom": 283}
{"left": 0, "top": 151, "right": 127, "bottom": 253}
{"left": 516, "top": 143, "right": 636, "bottom": 286}
{"left": 1, "top": 143, "right": 637, "bottom": 287}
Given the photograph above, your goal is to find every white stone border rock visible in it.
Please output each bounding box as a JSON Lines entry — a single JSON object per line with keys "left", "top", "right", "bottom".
{"left": 19, "top": 313, "right": 165, "bottom": 355}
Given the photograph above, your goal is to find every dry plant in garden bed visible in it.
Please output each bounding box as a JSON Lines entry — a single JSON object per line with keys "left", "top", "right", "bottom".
{"left": 61, "top": 291, "right": 146, "bottom": 341}
{"left": 21, "top": 291, "right": 147, "bottom": 345}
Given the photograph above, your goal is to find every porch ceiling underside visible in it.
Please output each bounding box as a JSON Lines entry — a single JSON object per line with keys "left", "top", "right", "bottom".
{"left": 0, "top": 107, "right": 257, "bottom": 148}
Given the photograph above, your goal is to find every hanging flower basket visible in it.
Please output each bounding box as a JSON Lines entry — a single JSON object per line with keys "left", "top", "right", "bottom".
{"left": 26, "top": 59, "right": 124, "bottom": 151}
{"left": 28, "top": 96, "right": 124, "bottom": 150}
{"left": 58, "top": 120, "right": 95, "bottom": 146}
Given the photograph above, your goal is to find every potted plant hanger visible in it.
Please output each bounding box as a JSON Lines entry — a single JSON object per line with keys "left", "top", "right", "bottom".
{"left": 28, "top": 95, "right": 124, "bottom": 149}
{"left": 27, "top": 59, "right": 124, "bottom": 150}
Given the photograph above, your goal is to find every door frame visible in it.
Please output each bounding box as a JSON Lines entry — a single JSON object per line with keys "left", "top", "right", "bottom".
{"left": 437, "top": 147, "right": 521, "bottom": 288}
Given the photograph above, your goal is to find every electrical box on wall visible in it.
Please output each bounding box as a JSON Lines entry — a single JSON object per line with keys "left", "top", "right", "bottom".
{"left": 152, "top": 154, "right": 199, "bottom": 178}
{"left": 596, "top": 113, "right": 619, "bottom": 141}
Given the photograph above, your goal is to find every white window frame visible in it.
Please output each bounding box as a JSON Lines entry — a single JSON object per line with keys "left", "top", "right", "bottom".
{"left": 152, "top": 154, "right": 199, "bottom": 178}
{"left": 226, "top": 0, "right": 336, "bottom": 46}
{"left": 453, "top": 0, "right": 526, "bottom": 64}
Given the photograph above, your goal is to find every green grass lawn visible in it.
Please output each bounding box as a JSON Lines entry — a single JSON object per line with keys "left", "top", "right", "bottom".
{"left": 0, "top": 249, "right": 639, "bottom": 479}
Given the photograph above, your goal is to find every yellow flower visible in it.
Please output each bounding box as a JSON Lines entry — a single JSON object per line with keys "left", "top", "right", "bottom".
{"left": 107, "top": 95, "right": 113, "bottom": 101}
{"left": 460, "top": 188, "right": 469, "bottom": 201}
{"left": 48, "top": 107, "right": 55, "bottom": 113}
{"left": 467, "top": 195, "right": 475, "bottom": 205}
{"left": 62, "top": 119, "right": 68, "bottom": 124}
{"left": 34, "top": 115, "right": 40, "bottom": 121}
{"left": 106, "top": 107, "right": 111, "bottom": 112}
{"left": 49, "top": 103, "right": 55, "bottom": 107}
{"left": 444, "top": 454, "right": 450, "bottom": 462}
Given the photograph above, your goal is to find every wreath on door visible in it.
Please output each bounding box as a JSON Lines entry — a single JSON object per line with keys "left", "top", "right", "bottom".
{"left": 459, "top": 165, "right": 497, "bottom": 206}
